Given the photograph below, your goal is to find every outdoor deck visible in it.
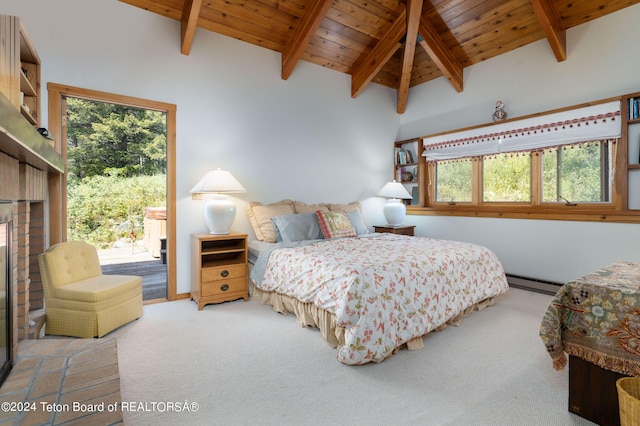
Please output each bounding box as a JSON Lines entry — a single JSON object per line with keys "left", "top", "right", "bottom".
{"left": 98, "top": 245, "right": 167, "bottom": 301}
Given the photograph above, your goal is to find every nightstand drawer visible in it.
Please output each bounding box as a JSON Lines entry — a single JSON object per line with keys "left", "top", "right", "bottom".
{"left": 201, "top": 277, "right": 247, "bottom": 297}
{"left": 201, "top": 264, "right": 246, "bottom": 282}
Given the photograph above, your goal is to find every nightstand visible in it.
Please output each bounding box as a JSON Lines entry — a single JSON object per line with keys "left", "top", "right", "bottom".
{"left": 373, "top": 225, "right": 415, "bottom": 236}
{"left": 191, "top": 233, "right": 248, "bottom": 310}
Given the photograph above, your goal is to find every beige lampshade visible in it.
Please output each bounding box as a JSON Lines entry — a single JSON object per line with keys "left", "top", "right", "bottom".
{"left": 190, "top": 169, "right": 246, "bottom": 200}
{"left": 377, "top": 180, "right": 412, "bottom": 199}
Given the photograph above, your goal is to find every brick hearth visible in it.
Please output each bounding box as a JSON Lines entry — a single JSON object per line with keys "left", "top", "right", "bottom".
{"left": 1, "top": 151, "right": 48, "bottom": 363}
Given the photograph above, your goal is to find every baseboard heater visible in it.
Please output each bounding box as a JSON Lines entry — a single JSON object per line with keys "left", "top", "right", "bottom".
{"left": 506, "top": 274, "right": 563, "bottom": 296}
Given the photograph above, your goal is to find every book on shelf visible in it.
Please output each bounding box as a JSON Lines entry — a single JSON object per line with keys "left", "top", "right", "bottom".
{"left": 395, "top": 148, "right": 414, "bottom": 165}
{"left": 628, "top": 97, "right": 639, "bottom": 120}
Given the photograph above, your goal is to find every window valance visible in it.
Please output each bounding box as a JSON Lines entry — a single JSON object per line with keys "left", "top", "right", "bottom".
{"left": 422, "top": 100, "right": 621, "bottom": 161}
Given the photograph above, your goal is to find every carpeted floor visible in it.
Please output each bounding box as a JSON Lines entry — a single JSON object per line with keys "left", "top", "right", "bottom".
{"left": 111, "top": 288, "right": 597, "bottom": 425}
{"left": 0, "top": 288, "right": 599, "bottom": 425}
{"left": 0, "top": 338, "right": 122, "bottom": 425}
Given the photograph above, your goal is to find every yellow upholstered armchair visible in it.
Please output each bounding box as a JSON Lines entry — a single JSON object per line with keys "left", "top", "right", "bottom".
{"left": 38, "top": 241, "right": 143, "bottom": 338}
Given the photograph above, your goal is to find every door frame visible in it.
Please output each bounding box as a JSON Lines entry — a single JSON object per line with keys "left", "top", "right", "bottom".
{"left": 47, "top": 83, "right": 177, "bottom": 301}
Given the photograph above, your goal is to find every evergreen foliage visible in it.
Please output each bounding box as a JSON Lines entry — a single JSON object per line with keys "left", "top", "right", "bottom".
{"left": 65, "top": 98, "right": 167, "bottom": 247}
{"left": 67, "top": 175, "right": 166, "bottom": 248}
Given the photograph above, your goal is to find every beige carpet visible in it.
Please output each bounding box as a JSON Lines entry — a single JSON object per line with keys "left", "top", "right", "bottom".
{"left": 110, "top": 288, "right": 598, "bottom": 425}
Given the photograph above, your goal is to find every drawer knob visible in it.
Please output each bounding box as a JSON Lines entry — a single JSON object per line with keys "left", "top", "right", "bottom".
{"left": 220, "top": 284, "right": 229, "bottom": 291}
{"left": 220, "top": 270, "right": 229, "bottom": 278}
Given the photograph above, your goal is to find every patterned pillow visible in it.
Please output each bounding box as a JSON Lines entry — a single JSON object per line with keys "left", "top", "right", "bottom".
{"left": 316, "top": 210, "right": 357, "bottom": 239}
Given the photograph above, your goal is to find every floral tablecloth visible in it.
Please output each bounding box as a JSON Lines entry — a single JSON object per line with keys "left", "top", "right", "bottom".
{"left": 539, "top": 261, "right": 640, "bottom": 375}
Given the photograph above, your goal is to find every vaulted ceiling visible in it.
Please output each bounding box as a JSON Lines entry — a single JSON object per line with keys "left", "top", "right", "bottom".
{"left": 119, "top": 0, "right": 639, "bottom": 113}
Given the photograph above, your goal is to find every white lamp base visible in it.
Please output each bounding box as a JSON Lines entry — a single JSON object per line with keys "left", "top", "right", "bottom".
{"left": 383, "top": 198, "right": 406, "bottom": 226}
{"left": 203, "top": 194, "right": 236, "bottom": 234}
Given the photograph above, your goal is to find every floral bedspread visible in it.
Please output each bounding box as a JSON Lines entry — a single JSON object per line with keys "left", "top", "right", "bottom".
{"left": 539, "top": 261, "right": 640, "bottom": 375}
{"left": 254, "top": 233, "right": 509, "bottom": 365}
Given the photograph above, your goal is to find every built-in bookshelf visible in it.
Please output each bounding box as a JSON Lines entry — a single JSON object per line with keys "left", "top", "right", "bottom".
{"left": 625, "top": 93, "right": 640, "bottom": 210}
{"left": 393, "top": 139, "right": 423, "bottom": 206}
{"left": 0, "top": 15, "right": 41, "bottom": 127}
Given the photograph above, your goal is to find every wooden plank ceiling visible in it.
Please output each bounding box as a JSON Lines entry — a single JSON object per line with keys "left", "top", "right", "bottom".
{"left": 119, "top": 0, "right": 639, "bottom": 113}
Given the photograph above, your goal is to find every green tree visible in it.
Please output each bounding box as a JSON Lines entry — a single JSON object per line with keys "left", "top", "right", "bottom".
{"left": 67, "top": 174, "right": 166, "bottom": 247}
{"left": 66, "top": 98, "right": 166, "bottom": 182}
{"left": 483, "top": 153, "right": 530, "bottom": 202}
{"left": 65, "top": 97, "right": 167, "bottom": 247}
{"left": 436, "top": 160, "right": 472, "bottom": 202}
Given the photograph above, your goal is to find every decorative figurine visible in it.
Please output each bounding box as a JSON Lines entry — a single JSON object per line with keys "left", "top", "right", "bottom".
{"left": 492, "top": 100, "right": 507, "bottom": 121}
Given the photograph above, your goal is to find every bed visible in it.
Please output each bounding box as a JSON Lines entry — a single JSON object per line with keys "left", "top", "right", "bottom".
{"left": 247, "top": 200, "right": 509, "bottom": 365}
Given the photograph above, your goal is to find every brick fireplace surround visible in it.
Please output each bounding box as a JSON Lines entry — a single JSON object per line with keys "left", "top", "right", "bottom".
{"left": 0, "top": 151, "right": 48, "bottom": 363}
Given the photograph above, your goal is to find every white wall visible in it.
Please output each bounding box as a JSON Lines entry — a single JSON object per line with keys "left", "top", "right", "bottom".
{"left": 397, "top": 4, "right": 640, "bottom": 283}
{"left": 4, "top": 0, "right": 399, "bottom": 295}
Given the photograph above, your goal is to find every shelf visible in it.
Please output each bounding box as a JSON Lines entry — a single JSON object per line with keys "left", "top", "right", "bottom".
{"left": 629, "top": 164, "right": 640, "bottom": 170}
{"left": 393, "top": 138, "right": 423, "bottom": 207}
{"left": 20, "top": 105, "right": 37, "bottom": 126}
{"left": 202, "top": 256, "right": 245, "bottom": 268}
{"left": 0, "top": 16, "right": 41, "bottom": 127}
{"left": 629, "top": 118, "right": 640, "bottom": 125}
{"left": 0, "top": 92, "right": 63, "bottom": 173}
{"left": 20, "top": 71, "right": 36, "bottom": 97}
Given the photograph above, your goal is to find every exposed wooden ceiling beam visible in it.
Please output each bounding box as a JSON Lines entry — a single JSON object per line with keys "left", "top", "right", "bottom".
{"left": 418, "top": 16, "right": 463, "bottom": 93}
{"left": 351, "top": 9, "right": 407, "bottom": 99}
{"left": 180, "top": 0, "right": 203, "bottom": 55}
{"left": 281, "top": 0, "right": 334, "bottom": 80}
{"left": 529, "top": 0, "right": 566, "bottom": 62}
{"left": 397, "top": 0, "right": 423, "bottom": 114}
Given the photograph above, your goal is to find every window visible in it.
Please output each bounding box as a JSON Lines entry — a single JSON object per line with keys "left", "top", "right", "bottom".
{"left": 435, "top": 159, "right": 472, "bottom": 203}
{"left": 541, "top": 141, "right": 611, "bottom": 204}
{"left": 483, "top": 153, "right": 530, "bottom": 202}
{"left": 420, "top": 100, "right": 631, "bottom": 221}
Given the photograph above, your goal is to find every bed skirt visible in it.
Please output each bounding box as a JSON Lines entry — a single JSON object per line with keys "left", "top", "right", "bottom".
{"left": 249, "top": 280, "right": 496, "bottom": 356}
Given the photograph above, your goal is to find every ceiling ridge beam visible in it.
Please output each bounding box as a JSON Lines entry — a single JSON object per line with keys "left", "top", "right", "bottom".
{"left": 397, "top": 0, "right": 423, "bottom": 114}
{"left": 181, "top": 0, "right": 203, "bottom": 55}
{"left": 418, "top": 15, "right": 463, "bottom": 93}
{"left": 529, "top": 0, "right": 566, "bottom": 62}
{"left": 351, "top": 8, "right": 407, "bottom": 99}
{"left": 281, "top": 0, "right": 334, "bottom": 80}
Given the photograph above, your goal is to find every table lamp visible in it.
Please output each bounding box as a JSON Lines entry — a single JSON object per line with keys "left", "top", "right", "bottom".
{"left": 190, "top": 169, "right": 246, "bottom": 234}
{"left": 377, "top": 180, "right": 412, "bottom": 226}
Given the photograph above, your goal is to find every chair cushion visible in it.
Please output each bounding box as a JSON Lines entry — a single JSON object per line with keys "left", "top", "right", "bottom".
{"left": 53, "top": 274, "right": 142, "bottom": 303}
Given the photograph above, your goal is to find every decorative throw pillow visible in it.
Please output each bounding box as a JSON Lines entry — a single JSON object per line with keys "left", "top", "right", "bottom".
{"left": 316, "top": 210, "right": 357, "bottom": 239}
{"left": 247, "top": 200, "right": 295, "bottom": 242}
